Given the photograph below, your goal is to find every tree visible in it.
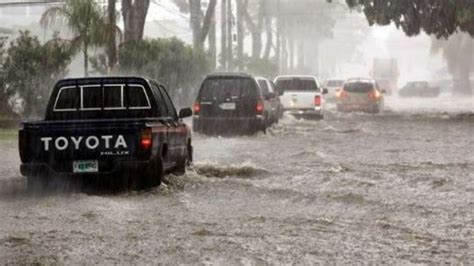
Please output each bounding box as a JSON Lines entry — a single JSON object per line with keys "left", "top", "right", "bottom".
{"left": 188, "top": 0, "right": 218, "bottom": 49}
{"left": 340, "top": 0, "right": 474, "bottom": 38}
{"left": 241, "top": 0, "right": 265, "bottom": 59}
{"left": 2, "top": 31, "right": 73, "bottom": 117}
{"left": 0, "top": 39, "right": 10, "bottom": 116}
{"left": 41, "top": 0, "right": 108, "bottom": 77}
{"left": 432, "top": 34, "right": 474, "bottom": 96}
{"left": 116, "top": 38, "right": 211, "bottom": 105}
{"left": 122, "top": 0, "right": 150, "bottom": 42}
{"left": 107, "top": 0, "right": 118, "bottom": 72}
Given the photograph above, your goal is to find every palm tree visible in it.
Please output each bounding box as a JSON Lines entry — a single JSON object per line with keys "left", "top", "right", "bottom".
{"left": 41, "top": 0, "right": 107, "bottom": 77}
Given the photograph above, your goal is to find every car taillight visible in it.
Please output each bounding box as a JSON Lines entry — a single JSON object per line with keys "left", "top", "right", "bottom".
{"left": 256, "top": 98, "right": 264, "bottom": 115}
{"left": 314, "top": 95, "right": 321, "bottom": 106}
{"left": 193, "top": 102, "right": 201, "bottom": 114}
{"left": 336, "top": 90, "right": 348, "bottom": 99}
{"left": 140, "top": 128, "right": 153, "bottom": 150}
{"left": 368, "top": 90, "right": 381, "bottom": 101}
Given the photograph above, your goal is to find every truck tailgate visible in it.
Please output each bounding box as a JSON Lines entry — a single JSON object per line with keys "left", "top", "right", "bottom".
{"left": 19, "top": 119, "right": 151, "bottom": 173}
{"left": 280, "top": 92, "right": 318, "bottom": 109}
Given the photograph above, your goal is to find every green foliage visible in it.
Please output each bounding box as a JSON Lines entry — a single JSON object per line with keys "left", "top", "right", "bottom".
{"left": 339, "top": 0, "right": 474, "bottom": 38}
{"left": 1, "top": 31, "right": 73, "bottom": 117}
{"left": 0, "top": 39, "right": 9, "bottom": 116}
{"left": 240, "top": 57, "right": 278, "bottom": 78}
{"left": 41, "top": 0, "right": 110, "bottom": 76}
{"left": 117, "top": 38, "right": 211, "bottom": 105}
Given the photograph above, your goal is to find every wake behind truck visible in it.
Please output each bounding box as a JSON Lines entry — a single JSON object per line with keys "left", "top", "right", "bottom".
{"left": 371, "top": 58, "right": 399, "bottom": 95}
{"left": 19, "top": 77, "right": 193, "bottom": 191}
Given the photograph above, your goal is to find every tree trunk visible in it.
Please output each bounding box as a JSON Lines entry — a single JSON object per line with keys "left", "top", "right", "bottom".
{"left": 199, "top": 0, "right": 217, "bottom": 44}
{"left": 83, "top": 44, "right": 89, "bottom": 77}
{"left": 226, "top": 0, "right": 233, "bottom": 69}
{"left": 242, "top": 0, "right": 264, "bottom": 59}
{"left": 208, "top": 10, "right": 216, "bottom": 70}
{"left": 220, "top": 0, "right": 227, "bottom": 69}
{"left": 189, "top": 0, "right": 203, "bottom": 48}
{"left": 289, "top": 37, "right": 294, "bottom": 72}
{"left": 122, "top": 0, "right": 150, "bottom": 43}
{"left": 107, "top": 0, "right": 117, "bottom": 73}
{"left": 236, "top": 0, "right": 244, "bottom": 70}
{"left": 189, "top": 0, "right": 217, "bottom": 50}
{"left": 263, "top": 0, "right": 272, "bottom": 61}
{"left": 453, "top": 67, "right": 472, "bottom": 96}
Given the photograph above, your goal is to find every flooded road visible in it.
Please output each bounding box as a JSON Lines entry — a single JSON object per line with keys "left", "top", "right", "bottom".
{"left": 0, "top": 95, "right": 473, "bottom": 264}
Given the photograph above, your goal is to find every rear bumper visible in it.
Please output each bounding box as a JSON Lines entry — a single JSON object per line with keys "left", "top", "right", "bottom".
{"left": 193, "top": 116, "right": 265, "bottom": 133}
{"left": 20, "top": 160, "right": 149, "bottom": 177}
{"left": 337, "top": 103, "right": 380, "bottom": 112}
{"left": 285, "top": 108, "right": 323, "bottom": 116}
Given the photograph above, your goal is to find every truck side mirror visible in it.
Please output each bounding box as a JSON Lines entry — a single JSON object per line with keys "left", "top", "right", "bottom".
{"left": 178, "top": 108, "right": 193, "bottom": 118}
{"left": 323, "top": 88, "right": 329, "bottom": 94}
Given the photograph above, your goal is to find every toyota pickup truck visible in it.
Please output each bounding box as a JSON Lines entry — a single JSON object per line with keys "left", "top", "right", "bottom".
{"left": 19, "top": 77, "right": 193, "bottom": 191}
{"left": 274, "top": 75, "right": 328, "bottom": 119}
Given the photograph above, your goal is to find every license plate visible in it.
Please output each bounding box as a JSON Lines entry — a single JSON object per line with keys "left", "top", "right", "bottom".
{"left": 220, "top": 102, "right": 236, "bottom": 110}
{"left": 73, "top": 160, "right": 99, "bottom": 173}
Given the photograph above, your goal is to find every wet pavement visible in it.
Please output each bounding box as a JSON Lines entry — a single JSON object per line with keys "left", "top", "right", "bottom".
{"left": 0, "top": 95, "right": 473, "bottom": 264}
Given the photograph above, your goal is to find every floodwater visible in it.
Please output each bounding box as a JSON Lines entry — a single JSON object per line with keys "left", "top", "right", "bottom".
{"left": 0, "top": 95, "right": 473, "bottom": 264}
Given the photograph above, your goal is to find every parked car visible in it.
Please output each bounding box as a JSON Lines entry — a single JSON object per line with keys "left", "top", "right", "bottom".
{"left": 19, "top": 77, "right": 193, "bottom": 191}
{"left": 192, "top": 73, "right": 273, "bottom": 135}
{"left": 399, "top": 81, "right": 441, "bottom": 98}
{"left": 274, "top": 75, "right": 328, "bottom": 119}
{"left": 336, "top": 78, "right": 385, "bottom": 113}
{"left": 324, "top": 79, "right": 345, "bottom": 101}
{"left": 256, "top": 77, "right": 284, "bottom": 124}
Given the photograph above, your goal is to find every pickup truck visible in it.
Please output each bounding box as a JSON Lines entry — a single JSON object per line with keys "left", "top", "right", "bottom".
{"left": 19, "top": 77, "right": 193, "bottom": 191}
{"left": 274, "top": 75, "right": 328, "bottom": 119}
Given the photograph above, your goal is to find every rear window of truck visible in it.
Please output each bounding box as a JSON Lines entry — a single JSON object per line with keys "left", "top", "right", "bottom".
{"left": 199, "top": 78, "right": 257, "bottom": 101}
{"left": 53, "top": 84, "right": 151, "bottom": 112}
{"left": 275, "top": 78, "right": 319, "bottom": 92}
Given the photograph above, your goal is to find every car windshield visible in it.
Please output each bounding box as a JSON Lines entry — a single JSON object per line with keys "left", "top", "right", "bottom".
{"left": 344, "top": 82, "right": 374, "bottom": 93}
{"left": 276, "top": 78, "right": 319, "bottom": 92}
{"left": 199, "top": 78, "right": 256, "bottom": 100}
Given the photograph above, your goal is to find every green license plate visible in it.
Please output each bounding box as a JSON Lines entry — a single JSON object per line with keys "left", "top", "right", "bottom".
{"left": 73, "top": 160, "right": 99, "bottom": 173}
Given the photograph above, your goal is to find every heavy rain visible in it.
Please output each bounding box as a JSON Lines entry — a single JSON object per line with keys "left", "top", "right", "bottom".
{"left": 0, "top": 0, "right": 473, "bottom": 264}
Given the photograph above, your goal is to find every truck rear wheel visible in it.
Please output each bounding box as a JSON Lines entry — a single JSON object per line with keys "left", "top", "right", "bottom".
{"left": 144, "top": 157, "right": 164, "bottom": 189}
{"left": 175, "top": 145, "right": 192, "bottom": 176}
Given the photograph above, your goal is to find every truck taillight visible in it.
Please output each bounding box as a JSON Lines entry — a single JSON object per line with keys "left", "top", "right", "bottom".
{"left": 193, "top": 102, "right": 201, "bottom": 114}
{"left": 140, "top": 128, "right": 153, "bottom": 150}
{"left": 256, "top": 99, "right": 264, "bottom": 115}
{"left": 314, "top": 95, "right": 321, "bottom": 106}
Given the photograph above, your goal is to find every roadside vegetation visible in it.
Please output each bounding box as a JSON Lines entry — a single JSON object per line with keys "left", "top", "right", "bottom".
{"left": 0, "top": 0, "right": 472, "bottom": 119}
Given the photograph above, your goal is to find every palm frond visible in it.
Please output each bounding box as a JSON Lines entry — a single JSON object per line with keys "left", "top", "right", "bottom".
{"left": 40, "top": 6, "right": 71, "bottom": 30}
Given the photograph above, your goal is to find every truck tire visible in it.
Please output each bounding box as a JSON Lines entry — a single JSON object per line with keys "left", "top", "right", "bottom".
{"left": 175, "top": 145, "right": 192, "bottom": 176}
{"left": 145, "top": 157, "right": 164, "bottom": 188}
